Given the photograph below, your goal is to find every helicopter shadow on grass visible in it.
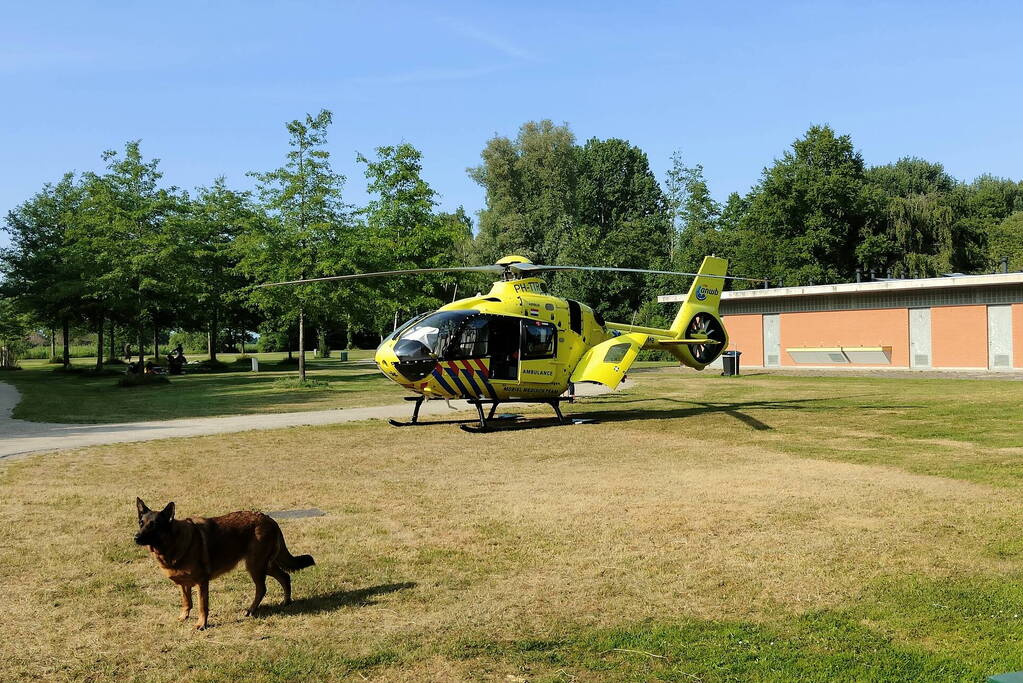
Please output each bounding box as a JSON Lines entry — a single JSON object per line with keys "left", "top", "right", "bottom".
{"left": 260, "top": 581, "right": 418, "bottom": 617}
{"left": 575, "top": 395, "right": 920, "bottom": 431}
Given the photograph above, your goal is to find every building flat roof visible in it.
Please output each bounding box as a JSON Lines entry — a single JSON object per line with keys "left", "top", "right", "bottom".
{"left": 657, "top": 271, "right": 1023, "bottom": 303}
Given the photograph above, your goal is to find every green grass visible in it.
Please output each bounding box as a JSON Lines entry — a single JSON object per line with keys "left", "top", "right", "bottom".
{"left": 443, "top": 572, "right": 1023, "bottom": 681}
{"left": 575, "top": 368, "right": 1023, "bottom": 488}
{"left": 4, "top": 350, "right": 401, "bottom": 423}
{"left": 4, "top": 366, "right": 1023, "bottom": 680}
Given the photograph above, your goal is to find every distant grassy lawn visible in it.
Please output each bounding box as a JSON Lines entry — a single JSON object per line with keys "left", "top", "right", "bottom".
{"left": 3, "top": 351, "right": 404, "bottom": 423}
{"left": 2, "top": 370, "right": 1023, "bottom": 680}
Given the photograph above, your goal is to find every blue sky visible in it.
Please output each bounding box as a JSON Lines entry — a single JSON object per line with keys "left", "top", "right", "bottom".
{"left": 2, "top": 1, "right": 1021, "bottom": 248}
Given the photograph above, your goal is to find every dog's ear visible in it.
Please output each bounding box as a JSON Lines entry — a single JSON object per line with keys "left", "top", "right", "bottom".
{"left": 136, "top": 497, "right": 150, "bottom": 519}
{"left": 160, "top": 501, "right": 175, "bottom": 521}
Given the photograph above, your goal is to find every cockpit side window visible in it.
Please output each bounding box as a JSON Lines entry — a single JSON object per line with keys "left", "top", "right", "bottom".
{"left": 521, "top": 320, "right": 556, "bottom": 359}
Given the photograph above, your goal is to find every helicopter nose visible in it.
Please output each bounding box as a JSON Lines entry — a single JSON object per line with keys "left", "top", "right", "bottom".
{"left": 375, "top": 341, "right": 433, "bottom": 384}
{"left": 374, "top": 343, "right": 403, "bottom": 380}
{"left": 389, "top": 339, "right": 436, "bottom": 382}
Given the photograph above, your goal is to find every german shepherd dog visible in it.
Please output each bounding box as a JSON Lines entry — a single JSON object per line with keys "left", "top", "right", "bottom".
{"left": 135, "top": 498, "right": 315, "bottom": 630}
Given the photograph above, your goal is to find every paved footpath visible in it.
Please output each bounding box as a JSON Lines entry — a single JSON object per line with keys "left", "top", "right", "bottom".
{"left": 0, "top": 382, "right": 476, "bottom": 460}
{"left": 0, "top": 382, "right": 609, "bottom": 461}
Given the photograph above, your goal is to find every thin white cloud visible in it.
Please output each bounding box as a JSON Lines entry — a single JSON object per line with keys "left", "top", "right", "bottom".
{"left": 348, "top": 64, "right": 508, "bottom": 87}
{"left": 439, "top": 18, "right": 537, "bottom": 62}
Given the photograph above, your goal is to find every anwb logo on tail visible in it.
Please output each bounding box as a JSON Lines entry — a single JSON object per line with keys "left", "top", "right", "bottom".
{"left": 695, "top": 285, "right": 719, "bottom": 301}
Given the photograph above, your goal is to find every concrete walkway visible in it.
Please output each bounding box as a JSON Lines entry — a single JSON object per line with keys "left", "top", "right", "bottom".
{"left": 0, "top": 382, "right": 476, "bottom": 460}
{"left": 0, "top": 382, "right": 608, "bottom": 461}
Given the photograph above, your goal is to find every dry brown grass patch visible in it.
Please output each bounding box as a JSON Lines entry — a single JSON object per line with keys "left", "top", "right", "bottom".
{"left": 1, "top": 397, "right": 1019, "bottom": 681}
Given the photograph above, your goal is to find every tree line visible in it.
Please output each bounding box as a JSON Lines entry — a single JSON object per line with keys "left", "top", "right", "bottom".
{"left": 0, "top": 110, "right": 470, "bottom": 378}
{"left": 3, "top": 114, "right": 1021, "bottom": 374}
{"left": 472, "top": 121, "right": 1023, "bottom": 327}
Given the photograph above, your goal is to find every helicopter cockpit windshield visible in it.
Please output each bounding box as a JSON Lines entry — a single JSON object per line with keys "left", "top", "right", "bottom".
{"left": 390, "top": 310, "right": 523, "bottom": 382}
{"left": 393, "top": 311, "right": 478, "bottom": 360}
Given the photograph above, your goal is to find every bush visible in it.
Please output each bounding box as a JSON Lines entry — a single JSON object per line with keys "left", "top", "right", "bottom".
{"left": 25, "top": 345, "right": 98, "bottom": 360}
{"left": 188, "top": 359, "right": 233, "bottom": 374}
{"left": 167, "top": 331, "right": 208, "bottom": 354}
{"left": 116, "top": 373, "right": 170, "bottom": 388}
{"left": 272, "top": 377, "right": 329, "bottom": 389}
{"left": 233, "top": 354, "right": 252, "bottom": 362}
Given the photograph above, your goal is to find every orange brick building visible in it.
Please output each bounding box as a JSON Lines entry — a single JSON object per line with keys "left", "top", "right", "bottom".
{"left": 660, "top": 272, "right": 1023, "bottom": 371}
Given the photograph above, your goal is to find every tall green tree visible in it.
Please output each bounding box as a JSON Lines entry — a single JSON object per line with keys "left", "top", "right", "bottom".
{"left": 556, "top": 137, "right": 671, "bottom": 322}
{"left": 178, "top": 178, "right": 260, "bottom": 361}
{"left": 242, "top": 109, "right": 347, "bottom": 380}
{"left": 864, "top": 158, "right": 988, "bottom": 277}
{"left": 0, "top": 297, "right": 31, "bottom": 369}
{"left": 469, "top": 120, "right": 577, "bottom": 264}
{"left": 76, "top": 141, "right": 183, "bottom": 366}
{"left": 733, "top": 125, "right": 885, "bottom": 285}
{"left": 1, "top": 173, "right": 87, "bottom": 367}
{"left": 988, "top": 211, "right": 1023, "bottom": 272}
{"left": 357, "top": 143, "right": 473, "bottom": 337}
{"left": 665, "top": 151, "right": 722, "bottom": 271}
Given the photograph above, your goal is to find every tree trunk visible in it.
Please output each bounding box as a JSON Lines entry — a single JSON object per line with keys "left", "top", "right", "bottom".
{"left": 317, "top": 327, "right": 328, "bottom": 358}
{"left": 240, "top": 335, "right": 246, "bottom": 354}
{"left": 153, "top": 327, "right": 160, "bottom": 363}
{"left": 137, "top": 324, "right": 145, "bottom": 364}
{"left": 96, "top": 318, "right": 104, "bottom": 371}
{"left": 298, "top": 308, "right": 306, "bottom": 381}
{"left": 62, "top": 319, "right": 70, "bottom": 369}
{"left": 49, "top": 327, "right": 56, "bottom": 359}
{"left": 207, "top": 327, "right": 213, "bottom": 360}
{"left": 208, "top": 318, "right": 218, "bottom": 362}
{"left": 108, "top": 320, "right": 116, "bottom": 362}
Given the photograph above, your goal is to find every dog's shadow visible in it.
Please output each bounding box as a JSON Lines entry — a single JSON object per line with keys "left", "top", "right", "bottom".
{"left": 264, "top": 581, "right": 417, "bottom": 616}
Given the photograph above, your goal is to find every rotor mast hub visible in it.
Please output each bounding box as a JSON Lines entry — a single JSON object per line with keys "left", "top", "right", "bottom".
{"left": 495, "top": 255, "right": 533, "bottom": 281}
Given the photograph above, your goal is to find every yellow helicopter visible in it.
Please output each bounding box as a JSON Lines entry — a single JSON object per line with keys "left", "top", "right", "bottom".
{"left": 266, "top": 255, "right": 754, "bottom": 431}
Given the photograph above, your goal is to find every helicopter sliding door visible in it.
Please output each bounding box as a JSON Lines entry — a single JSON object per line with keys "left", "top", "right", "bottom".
{"left": 487, "top": 316, "right": 521, "bottom": 381}
{"left": 482, "top": 316, "right": 558, "bottom": 384}
{"left": 518, "top": 319, "right": 558, "bottom": 383}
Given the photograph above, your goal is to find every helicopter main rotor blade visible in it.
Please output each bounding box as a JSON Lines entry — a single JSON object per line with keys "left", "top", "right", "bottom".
{"left": 258, "top": 265, "right": 505, "bottom": 288}
{"left": 510, "top": 263, "right": 767, "bottom": 283}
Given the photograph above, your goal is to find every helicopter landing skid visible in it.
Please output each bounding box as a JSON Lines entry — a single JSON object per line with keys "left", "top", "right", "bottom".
{"left": 387, "top": 397, "right": 520, "bottom": 429}
{"left": 458, "top": 398, "right": 579, "bottom": 433}
{"left": 388, "top": 396, "right": 584, "bottom": 432}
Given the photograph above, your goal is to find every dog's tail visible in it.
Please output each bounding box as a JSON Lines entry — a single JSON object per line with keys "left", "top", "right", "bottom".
{"left": 275, "top": 535, "right": 315, "bottom": 572}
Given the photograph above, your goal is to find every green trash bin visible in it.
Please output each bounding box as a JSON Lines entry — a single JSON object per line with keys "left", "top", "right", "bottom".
{"left": 338, "top": 350, "right": 349, "bottom": 361}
